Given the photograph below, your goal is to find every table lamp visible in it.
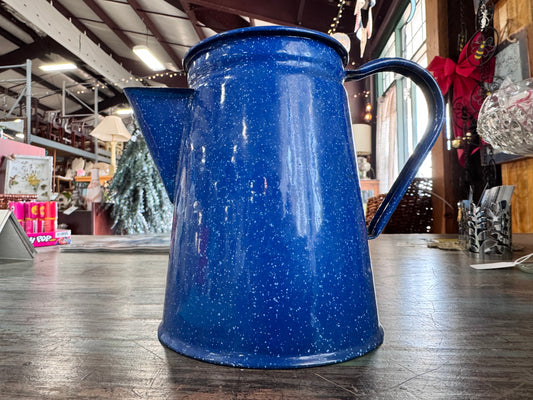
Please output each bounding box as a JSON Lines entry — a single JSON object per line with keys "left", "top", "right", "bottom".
{"left": 352, "top": 123, "right": 372, "bottom": 179}
{"left": 89, "top": 116, "right": 131, "bottom": 175}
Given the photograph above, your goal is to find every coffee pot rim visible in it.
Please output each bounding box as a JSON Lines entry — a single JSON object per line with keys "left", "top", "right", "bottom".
{"left": 183, "top": 25, "right": 349, "bottom": 72}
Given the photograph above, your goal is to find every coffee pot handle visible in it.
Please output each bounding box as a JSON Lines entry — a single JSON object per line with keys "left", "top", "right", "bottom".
{"left": 345, "top": 58, "right": 445, "bottom": 239}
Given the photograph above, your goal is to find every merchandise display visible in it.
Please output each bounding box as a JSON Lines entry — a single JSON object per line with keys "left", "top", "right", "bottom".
{"left": 26, "top": 229, "right": 71, "bottom": 247}
{"left": 85, "top": 169, "right": 104, "bottom": 210}
{"left": 7, "top": 200, "right": 70, "bottom": 247}
{"left": 0, "top": 155, "right": 53, "bottom": 200}
{"left": 107, "top": 132, "right": 172, "bottom": 234}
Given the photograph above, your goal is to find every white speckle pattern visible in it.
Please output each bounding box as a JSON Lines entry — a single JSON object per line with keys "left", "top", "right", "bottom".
{"left": 128, "top": 26, "right": 384, "bottom": 369}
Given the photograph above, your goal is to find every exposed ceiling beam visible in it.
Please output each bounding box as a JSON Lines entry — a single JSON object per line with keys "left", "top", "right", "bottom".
{"left": 0, "top": 6, "right": 40, "bottom": 41}
{"left": 52, "top": 0, "right": 118, "bottom": 56}
{"left": 126, "top": 0, "right": 184, "bottom": 70}
{"left": 181, "top": 0, "right": 355, "bottom": 33}
{"left": 0, "top": 88, "right": 54, "bottom": 112}
{"left": 53, "top": 0, "right": 152, "bottom": 79}
{"left": 13, "top": 67, "right": 61, "bottom": 93}
{"left": 3, "top": 0, "right": 142, "bottom": 89}
{"left": 0, "top": 38, "right": 52, "bottom": 66}
{"left": 166, "top": 0, "right": 250, "bottom": 32}
{"left": 0, "top": 38, "right": 109, "bottom": 101}
{"left": 178, "top": 0, "right": 207, "bottom": 40}
{"left": 0, "top": 24, "right": 27, "bottom": 48}
{"left": 4, "top": 67, "right": 111, "bottom": 106}
{"left": 186, "top": 0, "right": 300, "bottom": 26}
{"left": 192, "top": 5, "right": 250, "bottom": 32}
{"left": 38, "top": 40, "right": 122, "bottom": 97}
{"left": 34, "top": 3, "right": 121, "bottom": 91}
{"left": 82, "top": 0, "right": 136, "bottom": 49}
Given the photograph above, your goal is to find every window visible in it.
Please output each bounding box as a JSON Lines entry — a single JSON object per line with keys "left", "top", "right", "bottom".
{"left": 376, "top": 0, "right": 431, "bottom": 183}
{"left": 379, "top": 34, "right": 396, "bottom": 94}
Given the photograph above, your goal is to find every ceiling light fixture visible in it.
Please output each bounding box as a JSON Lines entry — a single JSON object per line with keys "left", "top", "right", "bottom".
{"left": 115, "top": 108, "right": 133, "bottom": 115}
{"left": 39, "top": 63, "right": 77, "bottom": 71}
{"left": 133, "top": 45, "right": 165, "bottom": 71}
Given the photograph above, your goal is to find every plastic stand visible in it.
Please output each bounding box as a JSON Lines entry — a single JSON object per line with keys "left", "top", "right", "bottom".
{"left": 0, "top": 210, "right": 36, "bottom": 261}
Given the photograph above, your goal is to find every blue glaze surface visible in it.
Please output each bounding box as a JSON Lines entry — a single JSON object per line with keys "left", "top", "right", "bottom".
{"left": 345, "top": 59, "right": 445, "bottom": 238}
{"left": 124, "top": 88, "right": 194, "bottom": 203}
{"left": 124, "top": 26, "right": 445, "bottom": 369}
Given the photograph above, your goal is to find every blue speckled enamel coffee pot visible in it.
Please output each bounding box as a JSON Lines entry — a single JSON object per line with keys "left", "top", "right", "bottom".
{"left": 125, "top": 26, "right": 445, "bottom": 369}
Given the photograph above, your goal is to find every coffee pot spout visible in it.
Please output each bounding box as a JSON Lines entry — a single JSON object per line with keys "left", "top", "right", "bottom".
{"left": 124, "top": 88, "right": 194, "bottom": 202}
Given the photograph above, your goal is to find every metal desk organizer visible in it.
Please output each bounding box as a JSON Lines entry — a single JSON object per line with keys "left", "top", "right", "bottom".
{"left": 458, "top": 186, "right": 514, "bottom": 260}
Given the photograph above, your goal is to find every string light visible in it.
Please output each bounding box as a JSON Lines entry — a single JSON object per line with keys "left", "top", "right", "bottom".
{"left": 8, "top": 70, "right": 188, "bottom": 101}
{"left": 364, "top": 103, "right": 373, "bottom": 122}
{"left": 328, "top": 0, "right": 346, "bottom": 35}
{"left": 353, "top": 90, "right": 371, "bottom": 98}
{"left": 72, "top": 70, "right": 187, "bottom": 94}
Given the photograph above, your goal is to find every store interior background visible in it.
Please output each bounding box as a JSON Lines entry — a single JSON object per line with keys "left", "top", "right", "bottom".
{"left": 0, "top": 0, "right": 532, "bottom": 236}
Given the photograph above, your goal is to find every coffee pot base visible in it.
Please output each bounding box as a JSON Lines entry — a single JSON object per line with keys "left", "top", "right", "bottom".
{"left": 158, "top": 325, "right": 384, "bottom": 369}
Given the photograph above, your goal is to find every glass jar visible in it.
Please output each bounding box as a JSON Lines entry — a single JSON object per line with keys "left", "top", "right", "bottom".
{"left": 478, "top": 78, "right": 533, "bottom": 155}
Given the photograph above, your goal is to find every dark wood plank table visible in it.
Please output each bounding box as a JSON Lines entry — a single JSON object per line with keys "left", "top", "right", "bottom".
{"left": 1, "top": 234, "right": 533, "bottom": 399}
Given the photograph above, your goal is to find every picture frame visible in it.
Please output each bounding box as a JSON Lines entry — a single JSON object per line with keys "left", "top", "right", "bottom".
{"left": 493, "top": 28, "right": 530, "bottom": 85}
{"left": 0, "top": 155, "right": 54, "bottom": 200}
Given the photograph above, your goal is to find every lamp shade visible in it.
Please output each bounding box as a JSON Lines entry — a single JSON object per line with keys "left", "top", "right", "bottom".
{"left": 352, "top": 123, "right": 372, "bottom": 155}
{"left": 89, "top": 115, "right": 131, "bottom": 143}
{"left": 89, "top": 115, "right": 131, "bottom": 175}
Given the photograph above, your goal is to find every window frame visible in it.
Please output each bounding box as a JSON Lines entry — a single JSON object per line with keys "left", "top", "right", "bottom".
{"left": 376, "top": 0, "right": 429, "bottom": 172}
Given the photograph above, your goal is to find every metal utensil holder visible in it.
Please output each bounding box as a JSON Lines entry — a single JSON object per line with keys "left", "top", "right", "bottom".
{"left": 458, "top": 200, "right": 512, "bottom": 260}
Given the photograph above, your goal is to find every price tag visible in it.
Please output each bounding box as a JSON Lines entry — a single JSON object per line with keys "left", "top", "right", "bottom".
{"left": 63, "top": 206, "right": 78, "bottom": 215}
{"left": 470, "top": 262, "right": 515, "bottom": 270}
{"left": 470, "top": 252, "right": 533, "bottom": 270}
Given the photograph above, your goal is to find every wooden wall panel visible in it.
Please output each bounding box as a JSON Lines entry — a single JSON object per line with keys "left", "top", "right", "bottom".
{"left": 501, "top": 158, "right": 533, "bottom": 233}
{"left": 494, "top": 0, "right": 533, "bottom": 38}
{"left": 495, "top": 0, "right": 533, "bottom": 233}
{"left": 495, "top": 0, "right": 533, "bottom": 75}
{"left": 426, "top": 0, "right": 464, "bottom": 233}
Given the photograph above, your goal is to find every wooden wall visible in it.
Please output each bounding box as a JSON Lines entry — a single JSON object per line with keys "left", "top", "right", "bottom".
{"left": 426, "top": 0, "right": 463, "bottom": 234}
{"left": 494, "top": 0, "right": 533, "bottom": 233}
{"left": 494, "top": 0, "right": 533, "bottom": 42}
{"left": 501, "top": 158, "right": 533, "bottom": 233}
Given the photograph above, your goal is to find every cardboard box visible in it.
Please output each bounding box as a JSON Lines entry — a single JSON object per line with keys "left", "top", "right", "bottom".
{"left": 27, "top": 229, "right": 71, "bottom": 247}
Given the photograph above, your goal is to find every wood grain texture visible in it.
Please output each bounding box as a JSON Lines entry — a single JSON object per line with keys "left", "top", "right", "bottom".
{"left": 495, "top": 0, "right": 533, "bottom": 44}
{"left": 426, "top": 0, "right": 462, "bottom": 234}
{"left": 496, "top": 0, "right": 533, "bottom": 234}
{"left": 1, "top": 234, "right": 533, "bottom": 399}
{"left": 501, "top": 158, "right": 533, "bottom": 233}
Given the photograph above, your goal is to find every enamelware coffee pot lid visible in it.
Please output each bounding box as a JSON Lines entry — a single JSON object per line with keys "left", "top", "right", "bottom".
{"left": 183, "top": 25, "right": 350, "bottom": 72}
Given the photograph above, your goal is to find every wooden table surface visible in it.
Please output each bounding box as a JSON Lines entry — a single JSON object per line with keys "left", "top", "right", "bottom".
{"left": 1, "top": 234, "right": 533, "bottom": 399}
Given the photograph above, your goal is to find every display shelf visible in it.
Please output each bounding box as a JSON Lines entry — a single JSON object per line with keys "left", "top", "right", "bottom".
{"left": 74, "top": 175, "right": 113, "bottom": 185}
{"left": 28, "top": 134, "right": 111, "bottom": 163}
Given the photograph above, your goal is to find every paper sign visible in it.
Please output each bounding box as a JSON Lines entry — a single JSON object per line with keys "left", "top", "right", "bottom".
{"left": 470, "top": 262, "right": 515, "bottom": 270}
{"left": 63, "top": 206, "right": 78, "bottom": 215}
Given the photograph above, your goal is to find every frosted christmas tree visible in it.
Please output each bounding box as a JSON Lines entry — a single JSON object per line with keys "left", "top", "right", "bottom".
{"left": 107, "top": 127, "right": 173, "bottom": 234}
